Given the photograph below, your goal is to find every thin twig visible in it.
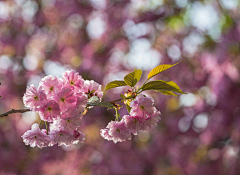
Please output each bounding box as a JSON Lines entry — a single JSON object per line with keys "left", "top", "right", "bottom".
{"left": 108, "top": 98, "right": 122, "bottom": 104}
{"left": 0, "top": 109, "right": 31, "bottom": 118}
{"left": 108, "top": 96, "right": 134, "bottom": 104}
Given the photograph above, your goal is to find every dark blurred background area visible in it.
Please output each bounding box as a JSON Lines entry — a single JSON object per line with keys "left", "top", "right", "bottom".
{"left": 0, "top": 0, "right": 240, "bottom": 174}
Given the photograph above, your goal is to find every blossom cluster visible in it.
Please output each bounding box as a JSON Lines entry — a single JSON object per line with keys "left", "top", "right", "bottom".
{"left": 100, "top": 94, "right": 161, "bottom": 143}
{"left": 22, "top": 70, "right": 103, "bottom": 148}
{"left": 21, "top": 70, "right": 161, "bottom": 148}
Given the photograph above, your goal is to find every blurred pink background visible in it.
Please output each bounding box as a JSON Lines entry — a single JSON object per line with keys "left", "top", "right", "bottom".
{"left": 0, "top": 0, "right": 240, "bottom": 174}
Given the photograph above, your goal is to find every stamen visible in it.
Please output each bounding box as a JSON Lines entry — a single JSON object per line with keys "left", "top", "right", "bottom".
{"left": 134, "top": 118, "right": 137, "bottom": 123}
{"left": 61, "top": 97, "right": 65, "bottom": 102}
{"left": 34, "top": 96, "right": 39, "bottom": 100}
{"left": 70, "top": 81, "right": 74, "bottom": 85}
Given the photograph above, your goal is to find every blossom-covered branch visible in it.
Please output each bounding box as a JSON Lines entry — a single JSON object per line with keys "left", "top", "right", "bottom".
{"left": 2, "top": 63, "right": 185, "bottom": 149}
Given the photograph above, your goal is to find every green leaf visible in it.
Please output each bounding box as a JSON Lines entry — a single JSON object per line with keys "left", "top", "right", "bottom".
{"left": 147, "top": 62, "right": 181, "bottom": 80}
{"left": 87, "top": 96, "right": 114, "bottom": 109}
{"left": 87, "top": 96, "right": 100, "bottom": 105}
{"left": 98, "top": 102, "right": 114, "bottom": 109}
{"left": 104, "top": 80, "right": 127, "bottom": 92}
{"left": 163, "top": 81, "right": 186, "bottom": 94}
{"left": 124, "top": 69, "right": 142, "bottom": 87}
{"left": 157, "top": 91, "right": 177, "bottom": 96}
{"left": 126, "top": 104, "right": 131, "bottom": 113}
{"left": 142, "top": 80, "right": 186, "bottom": 94}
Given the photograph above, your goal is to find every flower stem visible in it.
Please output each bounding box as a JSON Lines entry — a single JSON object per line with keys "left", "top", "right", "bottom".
{"left": 39, "top": 120, "right": 42, "bottom": 127}
{"left": 45, "top": 121, "right": 49, "bottom": 135}
{"left": 115, "top": 108, "right": 121, "bottom": 121}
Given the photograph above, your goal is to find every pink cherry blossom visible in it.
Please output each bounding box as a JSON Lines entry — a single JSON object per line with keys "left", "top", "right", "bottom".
{"left": 58, "top": 94, "right": 86, "bottom": 119}
{"left": 73, "top": 130, "right": 85, "bottom": 144}
{"left": 23, "top": 85, "right": 47, "bottom": 111}
{"left": 145, "top": 110, "right": 161, "bottom": 128}
{"left": 39, "top": 100, "right": 60, "bottom": 122}
{"left": 82, "top": 80, "right": 103, "bottom": 100}
{"left": 53, "top": 87, "right": 76, "bottom": 112}
{"left": 100, "top": 129, "right": 113, "bottom": 141}
{"left": 39, "top": 75, "right": 62, "bottom": 98}
{"left": 50, "top": 116, "right": 83, "bottom": 132}
{"left": 106, "top": 121, "right": 131, "bottom": 143}
{"left": 49, "top": 128, "right": 85, "bottom": 147}
{"left": 130, "top": 94, "right": 155, "bottom": 117}
{"left": 60, "top": 107, "right": 79, "bottom": 119}
{"left": 122, "top": 115, "right": 145, "bottom": 134}
{"left": 21, "top": 123, "right": 52, "bottom": 149}
{"left": 62, "top": 70, "right": 84, "bottom": 92}
{"left": 73, "top": 95, "right": 87, "bottom": 114}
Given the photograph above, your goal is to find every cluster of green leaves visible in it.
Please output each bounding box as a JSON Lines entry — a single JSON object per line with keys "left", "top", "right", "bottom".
{"left": 88, "top": 62, "right": 186, "bottom": 121}
{"left": 104, "top": 62, "right": 186, "bottom": 96}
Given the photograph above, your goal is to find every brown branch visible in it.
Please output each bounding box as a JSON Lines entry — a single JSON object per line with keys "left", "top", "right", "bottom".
{"left": 0, "top": 109, "right": 31, "bottom": 118}
{"left": 108, "top": 98, "right": 122, "bottom": 104}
